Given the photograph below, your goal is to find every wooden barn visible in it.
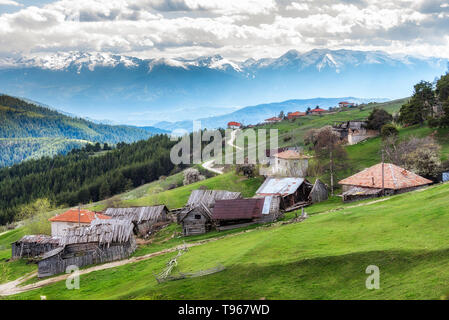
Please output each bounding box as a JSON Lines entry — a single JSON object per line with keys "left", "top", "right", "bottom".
{"left": 104, "top": 205, "right": 169, "bottom": 237}
{"left": 11, "top": 235, "right": 61, "bottom": 260}
{"left": 178, "top": 190, "right": 242, "bottom": 236}
{"left": 37, "top": 219, "right": 136, "bottom": 278}
{"left": 339, "top": 163, "right": 433, "bottom": 202}
{"left": 309, "top": 179, "right": 329, "bottom": 203}
{"left": 212, "top": 197, "right": 281, "bottom": 231}
{"left": 255, "top": 177, "right": 313, "bottom": 210}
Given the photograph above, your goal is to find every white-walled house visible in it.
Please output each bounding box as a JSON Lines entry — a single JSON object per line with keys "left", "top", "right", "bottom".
{"left": 49, "top": 209, "right": 111, "bottom": 237}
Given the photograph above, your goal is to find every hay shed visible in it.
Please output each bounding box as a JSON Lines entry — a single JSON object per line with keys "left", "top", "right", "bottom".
{"left": 37, "top": 219, "right": 136, "bottom": 278}
{"left": 11, "top": 235, "right": 61, "bottom": 260}
{"left": 309, "top": 179, "right": 329, "bottom": 203}
{"left": 105, "top": 205, "right": 168, "bottom": 237}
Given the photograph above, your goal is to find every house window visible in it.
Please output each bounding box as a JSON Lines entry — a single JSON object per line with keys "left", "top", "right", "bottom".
{"left": 195, "top": 215, "right": 201, "bottom": 220}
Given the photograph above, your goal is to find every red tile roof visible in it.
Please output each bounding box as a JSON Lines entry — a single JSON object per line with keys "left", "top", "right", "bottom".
{"left": 212, "top": 198, "right": 264, "bottom": 220}
{"left": 311, "top": 108, "right": 326, "bottom": 112}
{"left": 338, "top": 163, "right": 432, "bottom": 190}
{"left": 287, "top": 111, "right": 306, "bottom": 119}
{"left": 274, "top": 150, "right": 311, "bottom": 160}
{"left": 49, "top": 209, "right": 111, "bottom": 223}
{"left": 227, "top": 121, "right": 242, "bottom": 127}
{"left": 265, "top": 117, "right": 281, "bottom": 122}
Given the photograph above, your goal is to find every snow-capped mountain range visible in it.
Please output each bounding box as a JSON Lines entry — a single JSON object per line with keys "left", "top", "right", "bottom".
{"left": 0, "top": 49, "right": 447, "bottom": 125}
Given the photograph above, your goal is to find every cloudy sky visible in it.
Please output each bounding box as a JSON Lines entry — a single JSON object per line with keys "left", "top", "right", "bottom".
{"left": 0, "top": 0, "right": 448, "bottom": 60}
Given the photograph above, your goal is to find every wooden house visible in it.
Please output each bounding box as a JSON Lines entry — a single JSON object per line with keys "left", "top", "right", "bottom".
{"left": 104, "top": 205, "right": 169, "bottom": 237}
{"left": 37, "top": 219, "right": 136, "bottom": 278}
{"left": 48, "top": 208, "right": 111, "bottom": 237}
{"left": 178, "top": 190, "right": 242, "bottom": 236}
{"left": 339, "top": 163, "right": 433, "bottom": 202}
{"left": 212, "top": 196, "right": 281, "bottom": 231}
{"left": 255, "top": 177, "right": 313, "bottom": 210}
{"left": 11, "top": 235, "right": 61, "bottom": 260}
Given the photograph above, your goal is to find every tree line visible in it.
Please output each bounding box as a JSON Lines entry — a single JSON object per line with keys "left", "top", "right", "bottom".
{"left": 0, "top": 134, "right": 179, "bottom": 225}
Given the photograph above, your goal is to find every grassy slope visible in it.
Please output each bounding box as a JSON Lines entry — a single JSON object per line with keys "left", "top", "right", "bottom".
{"left": 6, "top": 182, "right": 449, "bottom": 300}
{"left": 0, "top": 228, "right": 36, "bottom": 284}
{"left": 90, "top": 172, "right": 264, "bottom": 211}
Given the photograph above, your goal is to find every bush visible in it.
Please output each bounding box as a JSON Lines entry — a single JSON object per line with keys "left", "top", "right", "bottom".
{"left": 428, "top": 117, "right": 440, "bottom": 128}
{"left": 381, "top": 124, "right": 399, "bottom": 139}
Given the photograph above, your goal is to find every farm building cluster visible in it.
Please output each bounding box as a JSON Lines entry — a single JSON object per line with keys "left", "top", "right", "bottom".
{"left": 11, "top": 174, "right": 328, "bottom": 277}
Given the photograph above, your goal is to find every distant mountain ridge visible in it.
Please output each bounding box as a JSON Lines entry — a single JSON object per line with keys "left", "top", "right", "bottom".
{"left": 153, "top": 97, "right": 389, "bottom": 132}
{"left": 0, "top": 49, "right": 446, "bottom": 124}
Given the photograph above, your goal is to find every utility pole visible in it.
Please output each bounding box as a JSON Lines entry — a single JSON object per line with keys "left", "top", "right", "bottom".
{"left": 381, "top": 149, "right": 385, "bottom": 197}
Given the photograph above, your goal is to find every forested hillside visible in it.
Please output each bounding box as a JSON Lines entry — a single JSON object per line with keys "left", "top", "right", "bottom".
{"left": 0, "top": 95, "right": 166, "bottom": 166}
{"left": 0, "top": 134, "right": 179, "bottom": 224}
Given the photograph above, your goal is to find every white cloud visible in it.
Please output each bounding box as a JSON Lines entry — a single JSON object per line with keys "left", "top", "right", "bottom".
{"left": 0, "top": 0, "right": 449, "bottom": 59}
{"left": 0, "top": 0, "right": 22, "bottom": 6}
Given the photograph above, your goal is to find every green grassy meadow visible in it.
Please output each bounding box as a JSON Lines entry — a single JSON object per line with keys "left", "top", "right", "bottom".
{"left": 3, "top": 182, "right": 449, "bottom": 300}
{"left": 2, "top": 98, "right": 449, "bottom": 300}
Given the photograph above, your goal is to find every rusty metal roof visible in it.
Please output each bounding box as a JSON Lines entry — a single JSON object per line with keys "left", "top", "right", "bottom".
{"left": 256, "top": 177, "right": 305, "bottom": 196}
{"left": 338, "top": 163, "right": 433, "bottom": 190}
{"left": 212, "top": 198, "right": 264, "bottom": 220}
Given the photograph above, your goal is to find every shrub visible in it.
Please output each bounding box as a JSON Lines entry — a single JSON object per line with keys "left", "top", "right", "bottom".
{"left": 381, "top": 124, "right": 399, "bottom": 139}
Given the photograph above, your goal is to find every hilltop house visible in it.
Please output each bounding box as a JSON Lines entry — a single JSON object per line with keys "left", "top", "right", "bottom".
{"left": 310, "top": 107, "right": 327, "bottom": 115}
{"left": 338, "top": 101, "right": 355, "bottom": 108}
{"left": 227, "top": 121, "right": 242, "bottom": 129}
{"left": 178, "top": 189, "right": 242, "bottom": 236}
{"left": 255, "top": 177, "right": 313, "bottom": 210}
{"left": 339, "top": 163, "right": 433, "bottom": 202}
{"left": 332, "top": 120, "right": 378, "bottom": 145}
{"left": 49, "top": 208, "right": 111, "bottom": 237}
{"left": 264, "top": 117, "right": 282, "bottom": 124}
{"left": 37, "top": 219, "right": 136, "bottom": 278}
{"left": 287, "top": 111, "right": 306, "bottom": 120}
{"left": 104, "top": 205, "right": 169, "bottom": 237}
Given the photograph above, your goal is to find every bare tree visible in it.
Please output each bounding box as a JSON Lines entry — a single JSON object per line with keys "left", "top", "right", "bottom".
{"left": 382, "top": 136, "right": 441, "bottom": 177}
{"left": 313, "top": 126, "right": 348, "bottom": 195}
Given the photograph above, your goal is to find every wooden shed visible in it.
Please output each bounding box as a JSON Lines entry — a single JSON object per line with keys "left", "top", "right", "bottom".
{"left": 104, "top": 205, "right": 168, "bottom": 237}
{"left": 11, "top": 235, "right": 61, "bottom": 260}
{"left": 309, "top": 179, "right": 329, "bottom": 203}
{"left": 178, "top": 203, "right": 213, "bottom": 236}
{"left": 37, "top": 219, "right": 136, "bottom": 278}
{"left": 255, "top": 177, "right": 313, "bottom": 210}
{"left": 178, "top": 190, "right": 242, "bottom": 236}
